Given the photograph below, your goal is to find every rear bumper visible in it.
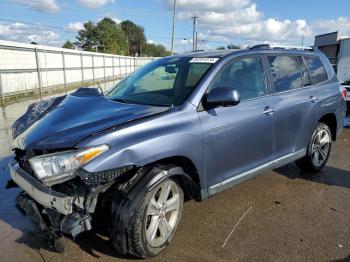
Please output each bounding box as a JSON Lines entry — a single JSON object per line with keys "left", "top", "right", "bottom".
{"left": 9, "top": 161, "right": 73, "bottom": 215}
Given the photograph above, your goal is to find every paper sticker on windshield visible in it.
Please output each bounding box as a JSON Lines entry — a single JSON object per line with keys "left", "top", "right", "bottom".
{"left": 189, "top": 58, "right": 219, "bottom": 63}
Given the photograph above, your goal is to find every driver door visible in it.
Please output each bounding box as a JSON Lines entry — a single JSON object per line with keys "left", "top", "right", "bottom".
{"left": 199, "top": 56, "right": 275, "bottom": 192}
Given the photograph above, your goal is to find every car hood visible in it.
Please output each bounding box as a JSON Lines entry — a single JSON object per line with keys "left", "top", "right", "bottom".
{"left": 13, "top": 88, "right": 169, "bottom": 150}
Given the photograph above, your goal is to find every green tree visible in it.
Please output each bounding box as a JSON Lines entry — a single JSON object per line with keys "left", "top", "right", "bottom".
{"left": 96, "top": 18, "right": 128, "bottom": 55}
{"left": 74, "top": 17, "right": 169, "bottom": 56}
{"left": 216, "top": 46, "right": 226, "bottom": 50}
{"left": 75, "top": 19, "right": 128, "bottom": 55}
{"left": 143, "top": 43, "right": 171, "bottom": 57}
{"left": 76, "top": 21, "right": 98, "bottom": 51}
{"left": 62, "top": 41, "right": 74, "bottom": 49}
{"left": 120, "top": 20, "right": 147, "bottom": 55}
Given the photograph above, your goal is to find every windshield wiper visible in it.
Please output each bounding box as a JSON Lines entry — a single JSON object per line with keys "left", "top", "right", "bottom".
{"left": 111, "top": 98, "right": 138, "bottom": 104}
{"left": 110, "top": 98, "right": 170, "bottom": 107}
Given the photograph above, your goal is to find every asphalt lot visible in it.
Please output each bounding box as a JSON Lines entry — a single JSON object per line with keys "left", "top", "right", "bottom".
{"left": 0, "top": 95, "right": 350, "bottom": 261}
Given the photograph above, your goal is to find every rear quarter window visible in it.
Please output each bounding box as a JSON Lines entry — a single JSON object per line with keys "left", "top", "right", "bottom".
{"left": 303, "top": 56, "right": 328, "bottom": 84}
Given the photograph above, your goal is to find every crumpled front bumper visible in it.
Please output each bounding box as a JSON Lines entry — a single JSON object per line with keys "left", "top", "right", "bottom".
{"left": 9, "top": 160, "right": 74, "bottom": 215}
{"left": 9, "top": 159, "right": 95, "bottom": 239}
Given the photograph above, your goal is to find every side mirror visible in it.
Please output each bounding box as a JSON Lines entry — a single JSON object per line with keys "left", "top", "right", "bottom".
{"left": 205, "top": 87, "right": 240, "bottom": 108}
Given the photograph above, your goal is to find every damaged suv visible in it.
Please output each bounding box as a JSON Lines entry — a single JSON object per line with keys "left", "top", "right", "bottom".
{"left": 9, "top": 45, "right": 346, "bottom": 258}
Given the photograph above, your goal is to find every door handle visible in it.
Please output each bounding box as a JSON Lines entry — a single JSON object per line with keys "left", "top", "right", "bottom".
{"left": 309, "top": 96, "right": 319, "bottom": 103}
{"left": 262, "top": 106, "right": 276, "bottom": 115}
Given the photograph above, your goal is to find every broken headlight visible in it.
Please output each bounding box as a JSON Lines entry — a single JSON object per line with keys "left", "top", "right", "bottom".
{"left": 29, "top": 145, "right": 109, "bottom": 186}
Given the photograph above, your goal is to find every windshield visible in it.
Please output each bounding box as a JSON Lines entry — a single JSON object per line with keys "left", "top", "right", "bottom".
{"left": 106, "top": 57, "right": 213, "bottom": 106}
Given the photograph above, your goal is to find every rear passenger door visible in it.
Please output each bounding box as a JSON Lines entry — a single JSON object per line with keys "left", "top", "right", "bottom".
{"left": 266, "top": 55, "right": 315, "bottom": 159}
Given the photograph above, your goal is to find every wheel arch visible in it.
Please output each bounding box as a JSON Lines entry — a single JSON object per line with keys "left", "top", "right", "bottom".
{"left": 318, "top": 113, "right": 337, "bottom": 141}
{"left": 143, "top": 157, "right": 202, "bottom": 202}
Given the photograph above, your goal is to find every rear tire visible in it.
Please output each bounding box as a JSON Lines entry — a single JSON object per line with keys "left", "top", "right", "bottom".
{"left": 296, "top": 123, "right": 332, "bottom": 173}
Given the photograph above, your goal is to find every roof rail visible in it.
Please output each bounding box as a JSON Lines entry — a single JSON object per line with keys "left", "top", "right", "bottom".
{"left": 248, "top": 44, "right": 270, "bottom": 50}
{"left": 270, "top": 44, "right": 314, "bottom": 51}
{"left": 249, "top": 44, "right": 315, "bottom": 51}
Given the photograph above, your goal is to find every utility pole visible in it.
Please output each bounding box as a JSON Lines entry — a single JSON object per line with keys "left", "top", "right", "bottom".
{"left": 195, "top": 31, "right": 198, "bottom": 51}
{"left": 191, "top": 16, "right": 198, "bottom": 51}
{"left": 171, "top": 0, "right": 177, "bottom": 54}
{"left": 301, "top": 35, "right": 304, "bottom": 46}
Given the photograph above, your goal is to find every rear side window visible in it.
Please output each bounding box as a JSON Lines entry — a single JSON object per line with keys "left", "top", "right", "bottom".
{"left": 268, "top": 55, "right": 303, "bottom": 92}
{"left": 304, "top": 56, "right": 328, "bottom": 84}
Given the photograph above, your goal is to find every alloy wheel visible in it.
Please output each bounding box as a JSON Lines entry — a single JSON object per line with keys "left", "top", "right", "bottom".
{"left": 311, "top": 128, "right": 331, "bottom": 167}
{"left": 144, "top": 180, "right": 181, "bottom": 247}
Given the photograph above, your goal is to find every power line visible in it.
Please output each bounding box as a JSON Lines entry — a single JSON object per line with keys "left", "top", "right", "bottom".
{"left": 0, "top": 18, "right": 78, "bottom": 32}
{"left": 0, "top": 2, "right": 174, "bottom": 17}
{"left": 0, "top": 17, "right": 313, "bottom": 49}
{"left": 0, "top": 17, "right": 192, "bottom": 42}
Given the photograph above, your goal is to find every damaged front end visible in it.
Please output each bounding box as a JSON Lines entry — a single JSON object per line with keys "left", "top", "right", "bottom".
{"left": 8, "top": 88, "right": 179, "bottom": 254}
{"left": 10, "top": 147, "right": 135, "bottom": 249}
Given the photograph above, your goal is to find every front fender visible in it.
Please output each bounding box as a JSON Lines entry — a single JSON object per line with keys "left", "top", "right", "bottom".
{"left": 76, "top": 105, "right": 205, "bottom": 186}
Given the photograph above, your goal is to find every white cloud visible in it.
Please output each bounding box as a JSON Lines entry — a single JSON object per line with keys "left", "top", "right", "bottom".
{"left": 164, "top": 0, "right": 251, "bottom": 13}
{"left": 311, "top": 17, "right": 350, "bottom": 37}
{"left": 164, "top": 0, "right": 350, "bottom": 45}
{"left": 112, "top": 18, "right": 122, "bottom": 24}
{"left": 65, "top": 16, "right": 122, "bottom": 34}
{"left": 0, "top": 22, "right": 62, "bottom": 46}
{"left": 147, "top": 39, "right": 156, "bottom": 44}
{"left": 12, "top": 0, "right": 60, "bottom": 12}
{"left": 67, "top": 22, "right": 84, "bottom": 31}
{"left": 77, "top": 0, "right": 114, "bottom": 8}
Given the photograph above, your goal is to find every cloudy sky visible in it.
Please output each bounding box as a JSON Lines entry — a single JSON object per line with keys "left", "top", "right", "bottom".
{"left": 0, "top": 0, "right": 350, "bottom": 52}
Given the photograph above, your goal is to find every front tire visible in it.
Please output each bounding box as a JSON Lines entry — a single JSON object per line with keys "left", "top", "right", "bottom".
{"left": 111, "top": 176, "right": 184, "bottom": 258}
{"left": 296, "top": 123, "right": 332, "bottom": 173}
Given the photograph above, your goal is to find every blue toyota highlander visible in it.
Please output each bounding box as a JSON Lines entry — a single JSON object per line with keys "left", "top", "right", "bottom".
{"left": 9, "top": 45, "right": 347, "bottom": 257}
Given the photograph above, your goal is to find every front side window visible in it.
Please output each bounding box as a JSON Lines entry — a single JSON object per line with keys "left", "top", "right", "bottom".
{"left": 304, "top": 56, "right": 328, "bottom": 84}
{"left": 209, "top": 56, "right": 267, "bottom": 101}
{"left": 107, "top": 57, "right": 212, "bottom": 106}
{"left": 268, "top": 55, "right": 303, "bottom": 93}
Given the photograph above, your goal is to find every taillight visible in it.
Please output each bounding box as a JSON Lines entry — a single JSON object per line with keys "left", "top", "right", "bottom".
{"left": 340, "top": 85, "right": 347, "bottom": 100}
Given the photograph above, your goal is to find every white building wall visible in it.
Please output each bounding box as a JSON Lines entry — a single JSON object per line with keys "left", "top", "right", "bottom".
{"left": 338, "top": 39, "right": 350, "bottom": 83}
